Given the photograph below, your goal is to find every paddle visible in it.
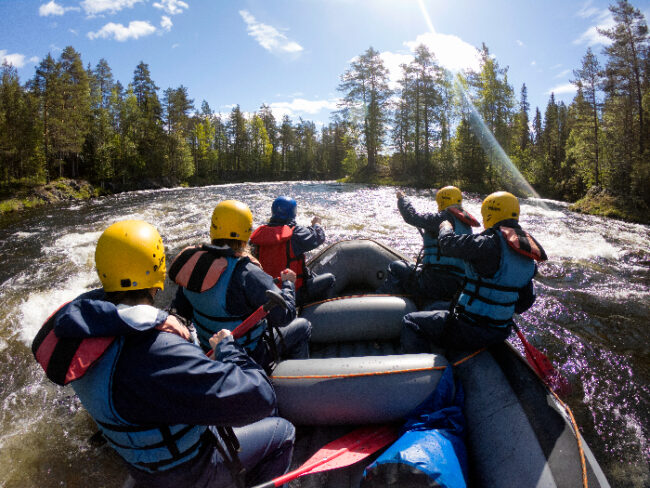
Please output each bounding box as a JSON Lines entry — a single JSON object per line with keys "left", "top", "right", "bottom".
{"left": 250, "top": 425, "right": 399, "bottom": 488}
{"left": 513, "top": 324, "right": 571, "bottom": 396}
{"left": 206, "top": 289, "right": 287, "bottom": 357}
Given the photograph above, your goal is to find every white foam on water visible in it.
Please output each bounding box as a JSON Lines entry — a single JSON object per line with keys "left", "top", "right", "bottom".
{"left": 543, "top": 230, "right": 620, "bottom": 261}
{"left": 43, "top": 231, "right": 102, "bottom": 268}
{"left": 12, "top": 231, "right": 38, "bottom": 239}
{"left": 0, "top": 337, "right": 7, "bottom": 353}
{"left": 18, "top": 271, "right": 98, "bottom": 345}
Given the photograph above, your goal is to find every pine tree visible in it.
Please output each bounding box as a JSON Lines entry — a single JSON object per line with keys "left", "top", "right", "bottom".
{"left": 569, "top": 49, "right": 603, "bottom": 187}
{"left": 338, "top": 47, "right": 392, "bottom": 173}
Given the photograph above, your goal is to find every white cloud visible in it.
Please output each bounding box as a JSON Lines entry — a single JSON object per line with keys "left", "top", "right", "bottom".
{"left": 516, "top": 39, "right": 524, "bottom": 47}
{"left": 404, "top": 31, "right": 481, "bottom": 74}
{"left": 547, "top": 83, "right": 577, "bottom": 95}
{"left": 39, "top": 1, "right": 79, "bottom": 16}
{"left": 81, "top": 0, "right": 144, "bottom": 16}
{"left": 1, "top": 50, "right": 26, "bottom": 68}
{"left": 39, "top": 1, "right": 63, "bottom": 16}
{"left": 88, "top": 20, "right": 156, "bottom": 41}
{"left": 153, "top": 0, "right": 188, "bottom": 15}
{"left": 239, "top": 10, "right": 304, "bottom": 56}
{"left": 378, "top": 51, "right": 413, "bottom": 89}
{"left": 554, "top": 69, "right": 571, "bottom": 79}
{"left": 268, "top": 97, "right": 339, "bottom": 119}
{"left": 0, "top": 51, "right": 40, "bottom": 68}
{"left": 573, "top": 3, "right": 614, "bottom": 46}
{"left": 172, "top": 43, "right": 179, "bottom": 48}
{"left": 160, "top": 15, "right": 172, "bottom": 32}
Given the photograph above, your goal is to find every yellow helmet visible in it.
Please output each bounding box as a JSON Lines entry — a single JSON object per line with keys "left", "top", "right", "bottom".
{"left": 481, "top": 191, "right": 520, "bottom": 228}
{"left": 95, "top": 220, "right": 166, "bottom": 292}
{"left": 436, "top": 186, "right": 462, "bottom": 211}
{"left": 210, "top": 200, "right": 253, "bottom": 242}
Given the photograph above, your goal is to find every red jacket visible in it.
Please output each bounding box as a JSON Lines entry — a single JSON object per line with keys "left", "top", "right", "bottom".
{"left": 250, "top": 225, "right": 307, "bottom": 289}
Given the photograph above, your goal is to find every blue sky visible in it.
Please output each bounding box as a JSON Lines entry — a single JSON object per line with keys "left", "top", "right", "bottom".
{"left": 1, "top": 0, "right": 646, "bottom": 126}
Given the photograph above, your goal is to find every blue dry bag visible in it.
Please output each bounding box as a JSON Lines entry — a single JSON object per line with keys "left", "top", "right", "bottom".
{"left": 361, "top": 366, "right": 468, "bottom": 487}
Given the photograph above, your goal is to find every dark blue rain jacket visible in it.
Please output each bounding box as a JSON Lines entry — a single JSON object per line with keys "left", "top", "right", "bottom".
{"left": 44, "top": 289, "right": 277, "bottom": 485}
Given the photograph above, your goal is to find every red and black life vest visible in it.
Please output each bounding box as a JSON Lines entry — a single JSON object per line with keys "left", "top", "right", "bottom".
{"left": 447, "top": 206, "right": 480, "bottom": 228}
{"left": 249, "top": 225, "right": 307, "bottom": 289}
{"left": 499, "top": 226, "right": 547, "bottom": 262}
{"left": 31, "top": 304, "right": 115, "bottom": 386}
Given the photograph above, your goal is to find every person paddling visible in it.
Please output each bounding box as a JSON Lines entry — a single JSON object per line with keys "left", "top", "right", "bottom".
{"left": 400, "top": 191, "right": 547, "bottom": 352}
{"left": 378, "top": 186, "right": 479, "bottom": 304}
{"left": 250, "top": 196, "right": 335, "bottom": 304}
{"left": 169, "top": 199, "right": 311, "bottom": 372}
{"left": 32, "top": 220, "right": 295, "bottom": 488}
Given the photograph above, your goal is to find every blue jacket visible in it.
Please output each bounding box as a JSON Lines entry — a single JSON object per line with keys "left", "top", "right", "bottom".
{"left": 38, "top": 289, "right": 276, "bottom": 483}
{"left": 438, "top": 220, "right": 537, "bottom": 322}
{"left": 398, "top": 197, "right": 474, "bottom": 280}
{"left": 171, "top": 245, "right": 297, "bottom": 346}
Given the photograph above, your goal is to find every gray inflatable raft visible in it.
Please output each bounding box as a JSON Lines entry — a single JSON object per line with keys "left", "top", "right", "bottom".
{"left": 277, "top": 239, "right": 610, "bottom": 488}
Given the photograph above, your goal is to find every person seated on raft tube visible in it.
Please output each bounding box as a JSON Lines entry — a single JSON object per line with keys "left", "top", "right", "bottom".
{"left": 401, "top": 191, "right": 548, "bottom": 353}
{"left": 249, "top": 195, "right": 335, "bottom": 305}
{"left": 378, "top": 186, "right": 480, "bottom": 302}
{"left": 169, "top": 199, "right": 311, "bottom": 373}
{"left": 31, "top": 220, "right": 295, "bottom": 488}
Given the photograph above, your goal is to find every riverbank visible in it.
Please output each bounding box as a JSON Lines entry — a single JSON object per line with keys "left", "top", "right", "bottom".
{"left": 0, "top": 179, "right": 98, "bottom": 216}
{"left": 568, "top": 186, "right": 649, "bottom": 225}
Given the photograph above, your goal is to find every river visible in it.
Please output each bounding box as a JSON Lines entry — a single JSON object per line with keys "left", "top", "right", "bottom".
{"left": 0, "top": 181, "right": 648, "bottom": 488}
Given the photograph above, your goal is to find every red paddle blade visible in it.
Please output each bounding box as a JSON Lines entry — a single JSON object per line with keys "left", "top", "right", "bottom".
{"left": 303, "top": 425, "right": 399, "bottom": 475}
{"left": 263, "top": 425, "right": 399, "bottom": 488}
{"left": 515, "top": 327, "right": 571, "bottom": 397}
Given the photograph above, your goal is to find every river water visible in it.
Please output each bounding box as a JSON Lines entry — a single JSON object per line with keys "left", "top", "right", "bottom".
{"left": 0, "top": 181, "right": 648, "bottom": 488}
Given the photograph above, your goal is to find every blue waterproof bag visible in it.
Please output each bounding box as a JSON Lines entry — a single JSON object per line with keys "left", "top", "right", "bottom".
{"left": 361, "top": 366, "right": 468, "bottom": 487}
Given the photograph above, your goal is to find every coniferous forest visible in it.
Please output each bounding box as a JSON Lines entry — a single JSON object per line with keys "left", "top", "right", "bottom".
{"left": 0, "top": 0, "right": 648, "bottom": 219}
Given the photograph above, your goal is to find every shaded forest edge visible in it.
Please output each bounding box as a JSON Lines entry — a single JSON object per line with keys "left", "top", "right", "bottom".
{"left": 1, "top": 1, "right": 648, "bottom": 225}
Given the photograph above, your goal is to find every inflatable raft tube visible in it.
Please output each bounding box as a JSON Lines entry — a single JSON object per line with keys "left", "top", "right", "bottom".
{"left": 275, "top": 292, "right": 446, "bottom": 425}
{"left": 301, "top": 295, "right": 417, "bottom": 343}
{"left": 455, "top": 343, "right": 610, "bottom": 488}
{"left": 308, "top": 239, "right": 409, "bottom": 295}
{"left": 272, "top": 353, "right": 447, "bottom": 425}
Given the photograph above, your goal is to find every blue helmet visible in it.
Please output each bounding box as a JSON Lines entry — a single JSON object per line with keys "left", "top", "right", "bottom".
{"left": 271, "top": 196, "right": 297, "bottom": 222}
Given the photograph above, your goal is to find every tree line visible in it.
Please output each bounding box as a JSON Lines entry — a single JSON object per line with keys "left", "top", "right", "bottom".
{"left": 1, "top": 0, "right": 647, "bottom": 209}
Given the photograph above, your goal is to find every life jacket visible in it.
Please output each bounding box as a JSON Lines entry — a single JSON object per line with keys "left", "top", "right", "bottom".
{"left": 249, "top": 225, "right": 307, "bottom": 289}
{"left": 422, "top": 208, "right": 478, "bottom": 278}
{"left": 170, "top": 247, "right": 262, "bottom": 352}
{"left": 32, "top": 307, "right": 209, "bottom": 474}
{"left": 455, "top": 227, "right": 546, "bottom": 328}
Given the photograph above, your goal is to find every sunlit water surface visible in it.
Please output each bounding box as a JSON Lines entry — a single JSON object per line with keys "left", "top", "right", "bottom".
{"left": 0, "top": 182, "right": 648, "bottom": 487}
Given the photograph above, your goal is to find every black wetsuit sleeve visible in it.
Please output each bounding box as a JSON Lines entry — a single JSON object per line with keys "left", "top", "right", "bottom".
{"left": 438, "top": 227, "right": 501, "bottom": 277}
{"left": 397, "top": 197, "right": 445, "bottom": 234}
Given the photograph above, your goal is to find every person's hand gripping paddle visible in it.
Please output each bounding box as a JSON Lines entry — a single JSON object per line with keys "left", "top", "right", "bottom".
{"left": 206, "top": 289, "right": 287, "bottom": 358}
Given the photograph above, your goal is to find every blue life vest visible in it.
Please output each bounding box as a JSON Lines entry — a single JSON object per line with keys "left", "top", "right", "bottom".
{"left": 182, "top": 256, "right": 264, "bottom": 351}
{"left": 72, "top": 338, "right": 209, "bottom": 474}
{"left": 456, "top": 229, "right": 536, "bottom": 328}
{"left": 422, "top": 212, "right": 474, "bottom": 278}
